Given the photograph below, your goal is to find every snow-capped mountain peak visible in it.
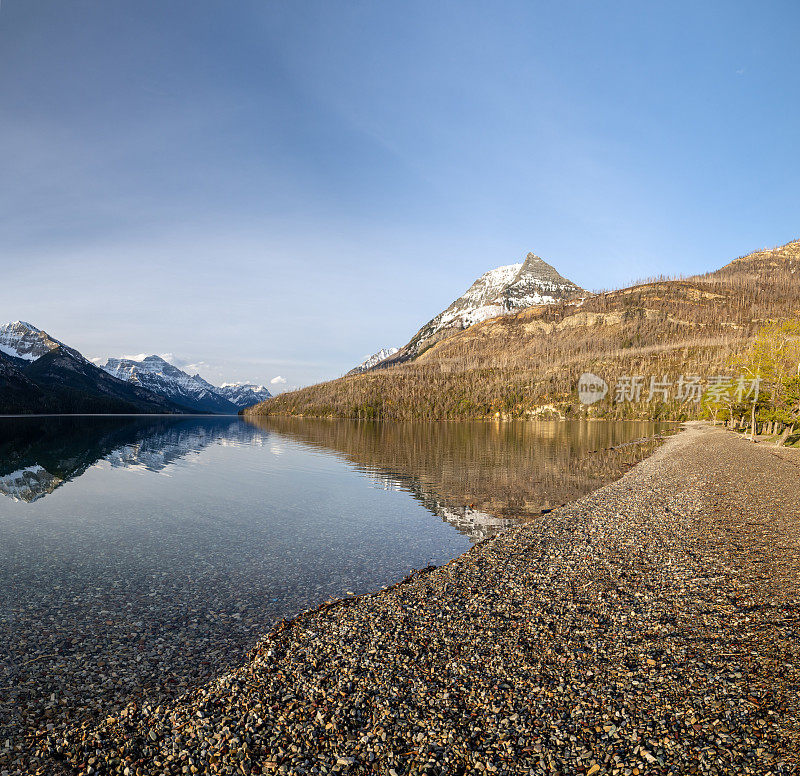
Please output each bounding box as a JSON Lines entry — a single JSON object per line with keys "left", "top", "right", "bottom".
{"left": 0, "top": 321, "right": 64, "bottom": 361}
{"left": 435, "top": 253, "right": 582, "bottom": 332}
{"left": 376, "top": 252, "right": 584, "bottom": 367}
{"left": 103, "top": 355, "right": 238, "bottom": 414}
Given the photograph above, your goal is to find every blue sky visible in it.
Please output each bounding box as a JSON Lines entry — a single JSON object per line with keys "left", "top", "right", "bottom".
{"left": 1, "top": 1, "right": 798, "bottom": 389}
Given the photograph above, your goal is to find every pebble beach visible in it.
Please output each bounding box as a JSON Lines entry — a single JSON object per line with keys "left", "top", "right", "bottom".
{"left": 10, "top": 423, "right": 800, "bottom": 775}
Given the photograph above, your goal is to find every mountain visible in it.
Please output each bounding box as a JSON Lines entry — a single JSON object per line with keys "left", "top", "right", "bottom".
{"left": 102, "top": 357, "right": 271, "bottom": 412}
{"left": 0, "top": 351, "right": 49, "bottom": 413}
{"left": 24, "top": 347, "right": 187, "bottom": 413}
{"left": 377, "top": 253, "right": 584, "bottom": 367}
{"left": 0, "top": 322, "right": 189, "bottom": 415}
{"left": 0, "top": 320, "right": 64, "bottom": 362}
{"left": 245, "top": 239, "right": 800, "bottom": 421}
{"left": 0, "top": 322, "right": 271, "bottom": 415}
{"left": 103, "top": 356, "right": 239, "bottom": 414}
{"left": 347, "top": 347, "right": 399, "bottom": 375}
{"left": 696, "top": 239, "right": 800, "bottom": 285}
{"left": 216, "top": 382, "right": 272, "bottom": 408}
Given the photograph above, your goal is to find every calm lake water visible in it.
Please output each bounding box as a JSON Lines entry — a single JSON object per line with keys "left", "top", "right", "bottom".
{"left": 0, "top": 415, "right": 669, "bottom": 743}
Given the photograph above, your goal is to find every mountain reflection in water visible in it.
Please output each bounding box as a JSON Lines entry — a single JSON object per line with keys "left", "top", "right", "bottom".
{"left": 245, "top": 417, "right": 670, "bottom": 538}
{"left": 0, "top": 416, "right": 265, "bottom": 501}
{"left": 0, "top": 416, "right": 668, "bottom": 541}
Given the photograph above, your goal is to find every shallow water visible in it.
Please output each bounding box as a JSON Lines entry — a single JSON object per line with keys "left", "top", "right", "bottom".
{"left": 0, "top": 415, "right": 668, "bottom": 742}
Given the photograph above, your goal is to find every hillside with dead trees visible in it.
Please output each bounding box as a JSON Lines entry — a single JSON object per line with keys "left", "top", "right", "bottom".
{"left": 245, "top": 240, "right": 800, "bottom": 423}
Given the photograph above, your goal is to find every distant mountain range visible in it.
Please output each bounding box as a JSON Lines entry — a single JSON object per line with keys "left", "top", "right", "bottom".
{"left": 102, "top": 355, "right": 270, "bottom": 414}
{"left": 351, "top": 253, "right": 583, "bottom": 372}
{"left": 0, "top": 322, "right": 270, "bottom": 415}
{"left": 216, "top": 382, "right": 272, "bottom": 408}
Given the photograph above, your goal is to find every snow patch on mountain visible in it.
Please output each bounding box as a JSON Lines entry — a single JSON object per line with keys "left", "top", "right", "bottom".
{"left": 349, "top": 347, "right": 400, "bottom": 375}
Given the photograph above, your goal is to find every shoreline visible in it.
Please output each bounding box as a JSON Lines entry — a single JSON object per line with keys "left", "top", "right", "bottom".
{"left": 242, "top": 409, "right": 687, "bottom": 425}
{"left": 21, "top": 423, "right": 800, "bottom": 774}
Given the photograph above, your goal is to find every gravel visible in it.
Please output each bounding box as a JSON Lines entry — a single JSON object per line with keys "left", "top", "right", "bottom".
{"left": 8, "top": 423, "right": 800, "bottom": 774}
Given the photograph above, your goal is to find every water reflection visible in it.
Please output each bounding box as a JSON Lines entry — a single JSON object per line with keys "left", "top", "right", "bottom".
{"left": 0, "top": 416, "right": 265, "bottom": 502}
{"left": 246, "top": 417, "right": 669, "bottom": 539}
{"left": 0, "top": 417, "right": 668, "bottom": 542}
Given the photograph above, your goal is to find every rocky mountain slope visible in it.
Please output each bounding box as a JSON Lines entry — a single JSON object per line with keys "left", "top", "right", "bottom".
{"left": 26, "top": 348, "right": 187, "bottom": 413}
{"left": 0, "top": 351, "right": 49, "bottom": 413}
{"left": 377, "top": 252, "right": 584, "bottom": 367}
{"left": 246, "top": 239, "right": 800, "bottom": 421}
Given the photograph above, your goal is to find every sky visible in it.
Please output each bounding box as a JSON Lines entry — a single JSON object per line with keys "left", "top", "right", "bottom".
{"left": 1, "top": 1, "right": 799, "bottom": 390}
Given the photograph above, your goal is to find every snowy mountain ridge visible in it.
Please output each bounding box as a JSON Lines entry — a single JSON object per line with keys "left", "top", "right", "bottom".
{"left": 348, "top": 347, "right": 399, "bottom": 375}
{"left": 422, "top": 253, "right": 583, "bottom": 344}
{"left": 102, "top": 355, "right": 270, "bottom": 412}
{"left": 0, "top": 321, "right": 270, "bottom": 414}
{"left": 103, "top": 355, "right": 238, "bottom": 414}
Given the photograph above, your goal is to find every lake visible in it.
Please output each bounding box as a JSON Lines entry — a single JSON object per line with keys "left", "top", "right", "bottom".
{"left": 0, "top": 415, "right": 669, "bottom": 748}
